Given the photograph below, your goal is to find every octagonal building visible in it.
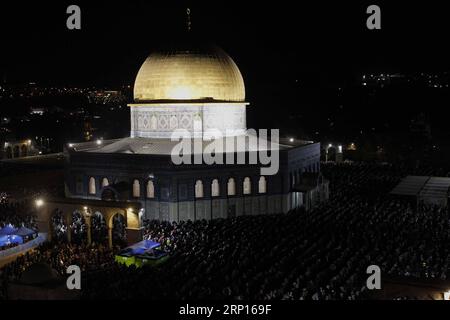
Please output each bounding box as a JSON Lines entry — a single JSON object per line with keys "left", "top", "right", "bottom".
{"left": 63, "top": 42, "right": 328, "bottom": 226}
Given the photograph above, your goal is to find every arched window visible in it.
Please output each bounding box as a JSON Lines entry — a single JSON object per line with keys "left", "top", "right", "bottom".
{"left": 258, "top": 176, "right": 267, "bottom": 194}
{"left": 243, "top": 177, "right": 252, "bottom": 195}
{"left": 195, "top": 180, "right": 204, "bottom": 198}
{"left": 89, "top": 177, "right": 96, "bottom": 195}
{"left": 211, "top": 179, "right": 220, "bottom": 197}
{"left": 147, "top": 180, "right": 155, "bottom": 199}
{"left": 101, "top": 178, "right": 109, "bottom": 188}
{"left": 133, "top": 179, "right": 140, "bottom": 198}
{"left": 227, "top": 178, "right": 236, "bottom": 196}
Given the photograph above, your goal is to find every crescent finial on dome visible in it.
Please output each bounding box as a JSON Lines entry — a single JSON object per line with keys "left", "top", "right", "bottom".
{"left": 186, "top": 8, "right": 192, "bottom": 32}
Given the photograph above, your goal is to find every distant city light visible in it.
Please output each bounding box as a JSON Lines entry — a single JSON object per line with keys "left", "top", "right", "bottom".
{"left": 68, "top": 143, "right": 74, "bottom": 148}
{"left": 96, "top": 139, "right": 102, "bottom": 145}
{"left": 338, "top": 145, "right": 343, "bottom": 153}
{"left": 444, "top": 290, "right": 450, "bottom": 300}
{"left": 35, "top": 199, "right": 44, "bottom": 208}
{"left": 289, "top": 138, "right": 294, "bottom": 143}
{"left": 328, "top": 144, "right": 332, "bottom": 148}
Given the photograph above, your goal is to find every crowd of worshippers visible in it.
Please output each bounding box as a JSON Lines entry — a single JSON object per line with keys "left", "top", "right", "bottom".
{"left": 1, "top": 162, "right": 450, "bottom": 300}
{"left": 50, "top": 211, "right": 125, "bottom": 245}
{"left": 0, "top": 202, "right": 37, "bottom": 251}
{"left": 0, "top": 203, "right": 36, "bottom": 230}
{"left": 50, "top": 211, "right": 92, "bottom": 244}
{"left": 84, "top": 162, "right": 450, "bottom": 300}
{"left": 0, "top": 242, "right": 118, "bottom": 300}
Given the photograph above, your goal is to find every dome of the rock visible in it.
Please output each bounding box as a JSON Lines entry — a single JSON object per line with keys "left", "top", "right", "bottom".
{"left": 133, "top": 44, "right": 245, "bottom": 102}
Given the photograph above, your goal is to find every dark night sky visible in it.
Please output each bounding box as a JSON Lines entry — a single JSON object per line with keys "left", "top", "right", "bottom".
{"left": 1, "top": 1, "right": 450, "bottom": 136}
{"left": 1, "top": 1, "right": 449, "bottom": 86}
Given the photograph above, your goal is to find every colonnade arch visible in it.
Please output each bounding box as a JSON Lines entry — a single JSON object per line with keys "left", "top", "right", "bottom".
{"left": 4, "top": 141, "right": 32, "bottom": 159}
{"left": 36, "top": 199, "right": 143, "bottom": 248}
{"left": 70, "top": 210, "right": 87, "bottom": 244}
{"left": 91, "top": 211, "right": 107, "bottom": 244}
{"left": 110, "top": 213, "right": 127, "bottom": 247}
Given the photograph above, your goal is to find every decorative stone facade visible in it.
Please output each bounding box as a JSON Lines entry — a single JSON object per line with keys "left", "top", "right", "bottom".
{"left": 129, "top": 103, "right": 248, "bottom": 138}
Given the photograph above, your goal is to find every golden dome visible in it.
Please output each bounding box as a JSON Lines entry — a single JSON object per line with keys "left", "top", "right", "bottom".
{"left": 133, "top": 44, "right": 245, "bottom": 102}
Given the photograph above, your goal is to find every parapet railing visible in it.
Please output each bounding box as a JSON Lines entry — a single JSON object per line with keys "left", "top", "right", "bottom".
{"left": 0, "top": 233, "right": 47, "bottom": 259}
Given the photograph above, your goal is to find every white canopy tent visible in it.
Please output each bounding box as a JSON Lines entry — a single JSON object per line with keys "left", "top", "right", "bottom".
{"left": 391, "top": 175, "right": 450, "bottom": 207}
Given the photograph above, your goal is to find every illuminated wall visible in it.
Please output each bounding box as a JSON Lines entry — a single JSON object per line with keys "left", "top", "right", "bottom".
{"left": 129, "top": 102, "right": 248, "bottom": 138}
